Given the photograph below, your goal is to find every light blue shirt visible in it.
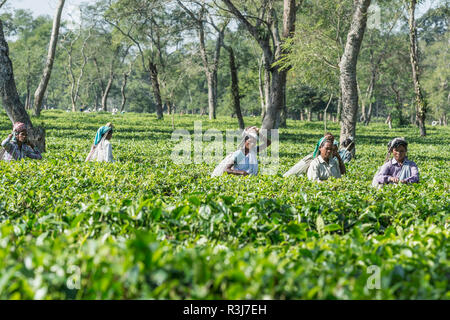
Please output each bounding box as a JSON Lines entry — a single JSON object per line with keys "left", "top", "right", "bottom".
{"left": 233, "top": 150, "right": 258, "bottom": 176}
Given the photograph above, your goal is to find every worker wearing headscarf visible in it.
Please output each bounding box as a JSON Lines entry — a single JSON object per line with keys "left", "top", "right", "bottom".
{"left": 1, "top": 122, "right": 42, "bottom": 161}
{"left": 85, "top": 122, "right": 115, "bottom": 162}
{"left": 211, "top": 126, "right": 271, "bottom": 177}
{"left": 372, "top": 137, "right": 419, "bottom": 187}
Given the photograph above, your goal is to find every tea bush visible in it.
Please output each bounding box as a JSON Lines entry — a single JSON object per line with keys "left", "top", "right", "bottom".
{"left": 0, "top": 110, "right": 448, "bottom": 299}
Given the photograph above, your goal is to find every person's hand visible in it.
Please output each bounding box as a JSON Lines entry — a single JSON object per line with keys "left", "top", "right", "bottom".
{"left": 7, "top": 133, "right": 13, "bottom": 139}
{"left": 400, "top": 179, "right": 407, "bottom": 184}
{"left": 389, "top": 177, "right": 399, "bottom": 183}
{"left": 332, "top": 145, "right": 339, "bottom": 157}
{"left": 241, "top": 171, "right": 249, "bottom": 176}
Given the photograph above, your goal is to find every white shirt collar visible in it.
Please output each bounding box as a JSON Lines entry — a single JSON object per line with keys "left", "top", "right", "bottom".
{"left": 318, "top": 155, "right": 333, "bottom": 165}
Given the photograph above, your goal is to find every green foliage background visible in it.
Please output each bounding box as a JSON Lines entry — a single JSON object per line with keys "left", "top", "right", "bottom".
{"left": 0, "top": 111, "right": 448, "bottom": 299}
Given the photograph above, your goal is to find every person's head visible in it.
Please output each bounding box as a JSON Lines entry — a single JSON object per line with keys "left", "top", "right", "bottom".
{"left": 242, "top": 127, "right": 258, "bottom": 151}
{"left": 13, "top": 122, "right": 27, "bottom": 144}
{"left": 319, "top": 139, "right": 334, "bottom": 161}
{"left": 387, "top": 138, "right": 408, "bottom": 163}
{"left": 105, "top": 129, "right": 113, "bottom": 140}
{"left": 244, "top": 135, "right": 257, "bottom": 150}
{"left": 324, "top": 132, "right": 335, "bottom": 143}
{"left": 104, "top": 122, "right": 114, "bottom": 140}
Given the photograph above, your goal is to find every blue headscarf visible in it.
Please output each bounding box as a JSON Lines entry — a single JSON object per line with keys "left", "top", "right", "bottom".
{"left": 93, "top": 124, "right": 113, "bottom": 146}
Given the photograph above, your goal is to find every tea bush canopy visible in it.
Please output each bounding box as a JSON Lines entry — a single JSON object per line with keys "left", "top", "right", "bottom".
{"left": 0, "top": 111, "right": 448, "bottom": 299}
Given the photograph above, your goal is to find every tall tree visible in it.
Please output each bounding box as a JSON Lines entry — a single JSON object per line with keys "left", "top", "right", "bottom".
{"left": 358, "top": 2, "right": 402, "bottom": 125}
{"left": 275, "top": 0, "right": 354, "bottom": 123}
{"left": 222, "top": 0, "right": 297, "bottom": 130}
{"left": 177, "top": 0, "right": 226, "bottom": 120}
{"left": 0, "top": 19, "right": 45, "bottom": 151}
{"left": 61, "top": 24, "right": 92, "bottom": 112}
{"left": 223, "top": 43, "right": 244, "bottom": 129}
{"left": 33, "top": 0, "right": 65, "bottom": 116}
{"left": 407, "top": 0, "right": 427, "bottom": 136}
{"left": 339, "top": 0, "right": 371, "bottom": 150}
{"left": 105, "top": 0, "right": 178, "bottom": 119}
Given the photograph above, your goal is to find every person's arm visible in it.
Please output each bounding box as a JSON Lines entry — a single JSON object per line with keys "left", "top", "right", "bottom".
{"left": 401, "top": 162, "right": 419, "bottom": 184}
{"left": 106, "top": 141, "right": 114, "bottom": 162}
{"left": 225, "top": 162, "right": 248, "bottom": 176}
{"left": 374, "top": 162, "right": 395, "bottom": 184}
{"left": 256, "top": 131, "right": 271, "bottom": 153}
{"left": 334, "top": 146, "right": 346, "bottom": 175}
{"left": 24, "top": 144, "right": 42, "bottom": 160}
{"left": 1, "top": 134, "right": 14, "bottom": 152}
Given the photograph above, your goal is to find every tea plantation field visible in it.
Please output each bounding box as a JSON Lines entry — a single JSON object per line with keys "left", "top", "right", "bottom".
{"left": 0, "top": 110, "right": 448, "bottom": 299}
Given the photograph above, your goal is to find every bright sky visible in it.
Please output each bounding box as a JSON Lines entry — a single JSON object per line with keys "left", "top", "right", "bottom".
{"left": 6, "top": 0, "right": 442, "bottom": 19}
{"left": 7, "top": 0, "right": 89, "bottom": 19}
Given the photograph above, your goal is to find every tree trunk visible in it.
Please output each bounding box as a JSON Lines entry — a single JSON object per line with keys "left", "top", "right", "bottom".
{"left": 177, "top": 1, "right": 222, "bottom": 120}
{"left": 205, "top": 71, "right": 215, "bottom": 119}
{"left": 258, "top": 54, "right": 266, "bottom": 119}
{"left": 337, "top": 95, "right": 342, "bottom": 122}
{"left": 408, "top": 0, "right": 427, "bottom": 136}
{"left": 263, "top": 68, "right": 285, "bottom": 129}
{"left": 149, "top": 61, "right": 163, "bottom": 119}
{"left": 200, "top": 24, "right": 224, "bottom": 121}
{"left": 223, "top": 0, "right": 296, "bottom": 130}
{"left": 263, "top": 67, "right": 270, "bottom": 120}
{"left": 25, "top": 79, "right": 30, "bottom": 109}
{"left": 94, "top": 87, "right": 99, "bottom": 109}
{"left": 228, "top": 47, "right": 244, "bottom": 130}
{"left": 391, "top": 84, "right": 404, "bottom": 125}
{"left": 33, "top": 0, "right": 65, "bottom": 117}
{"left": 307, "top": 107, "right": 312, "bottom": 121}
{"left": 278, "top": 0, "right": 296, "bottom": 128}
{"left": 120, "top": 72, "right": 128, "bottom": 112}
{"left": 365, "top": 100, "right": 373, "bottom": 125}
{"left": 210, "top": 26, "right": 225, "bottom": 120}
{"left": 0, "top": 20, "right": 45, "bottom": 151}
{"left": 357, "top": 82, "right": 366, "bottom": 122}
{"left": 101, "top": 68, "right": 113, "bottom": 112}
{"left": 279, "top": 71, "right": 288, "bottom": 128}
{"left": 339, "top": 0, "right": 371, "bottom": 152}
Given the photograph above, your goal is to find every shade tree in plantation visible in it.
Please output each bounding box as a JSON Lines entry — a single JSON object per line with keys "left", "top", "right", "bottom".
{"left": 4, "top": 10, "right": 51, "bottom": 110}
{"left": 177, "top": 0, "right": 228, "bottom": 120}
{"left": 422, "top": 29, "right": 449, "bottom": 125}
{"left": 0, "top": 0, "right": 446, "bottom": 128}
{"left": 279, "top": 0, "right": 354, "bottom": 122}
{"left": 105, "top": 0, "right": 185, "bottom": 119}
{"left": 60, "top": 15, "right": 93, "bottom": 112}
{"left": 221, "top": 0, "right": 297, "bottom": 130}
{"left": 33, "top": 0, "right": 65, "bottom": 116}
{"left": 357, "top": 0, "right": 403, "bottom": 125}
{"left": 0, "top": 18, "right": 45, "bottom": 151}
{"left": 338, "top": 0, "right": 371, "bottom": 152}
{"left": 407, "top": 0, "right": 427, "bottom": 136}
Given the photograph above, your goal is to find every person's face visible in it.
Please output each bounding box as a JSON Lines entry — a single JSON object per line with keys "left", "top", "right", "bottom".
{"left": 393, "top": 145, "right": 406, "bottom": 163}
{"left": 319, "top": 141, "right": 333, "bottom": 160}
{"left": 106, "top": 131, "right": 113, "bottom": 140}
{"left": 17, "top": 130, "right": 27, "bottom": 143}
{"left": 245, "top": 137, "right": 256, "bottom": 150}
